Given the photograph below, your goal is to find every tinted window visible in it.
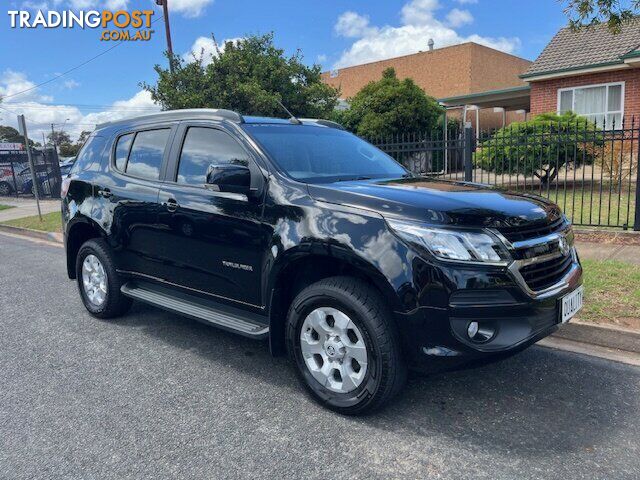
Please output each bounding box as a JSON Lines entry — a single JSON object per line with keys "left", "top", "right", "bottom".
{"left": 177, "top": 127, "right": 249, "bottom": 186}
{"left": 126, "top": 129, "right": 170, "bottom": 180}
{"left": 114, "top": 133, "right": 134, "bottom": 172}
{"left": 242, "top": 124, "right": 406, "bottom": 183}
{"left": 71, "top": 135, "right": 106, "bottom": 174}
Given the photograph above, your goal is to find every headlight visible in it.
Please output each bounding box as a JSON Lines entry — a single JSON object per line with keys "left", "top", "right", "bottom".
{"left": 387, "top": 219, "right": 511, "bottom": 265}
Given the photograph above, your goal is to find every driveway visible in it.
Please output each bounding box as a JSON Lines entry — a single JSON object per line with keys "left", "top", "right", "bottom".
{"left": 0, "top": 233, "right": 639, "bottom": 479}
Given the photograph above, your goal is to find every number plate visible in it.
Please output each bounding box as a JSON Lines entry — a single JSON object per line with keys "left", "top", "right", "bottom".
{"left": 561, "top": 286, "right": 583, "bottom": 323}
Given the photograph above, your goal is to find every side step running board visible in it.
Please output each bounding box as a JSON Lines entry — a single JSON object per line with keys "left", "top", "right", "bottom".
{"left": 121, "top": 282, "right": 269, "bottom": 339}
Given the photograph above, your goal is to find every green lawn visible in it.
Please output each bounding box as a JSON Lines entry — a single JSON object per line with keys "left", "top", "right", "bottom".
{"left": 494, "top": 184, "right": 636, "bottom": 229}
{"left": 545, "top": 187, "right": 636, "bottom": 229}
{"left": 580, "top": 259, "right": 640, "bottom": 329}
{"left": 0, "top": 211, "right": 62, "bottom": 232}
{"left": 0, "top": 204, "right": 14, "bottom": 211}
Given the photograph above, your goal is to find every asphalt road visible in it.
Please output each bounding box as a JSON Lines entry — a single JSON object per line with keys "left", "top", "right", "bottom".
{"left": 1, "top": 233, "right": 639, "bottom": 480}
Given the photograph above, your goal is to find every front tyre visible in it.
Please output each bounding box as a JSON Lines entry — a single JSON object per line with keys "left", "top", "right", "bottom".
{"left": 286, "top": 277, "right": 407, "bottom": 415}
{"left": 76, "top": 239, "right": 132, "bottom": 319}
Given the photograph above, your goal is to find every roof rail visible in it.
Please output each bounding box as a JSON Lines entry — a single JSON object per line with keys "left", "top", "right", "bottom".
{"left": 96, "top": 108, "right": 244, "bottom": 129}
{"left": 299, "top": 118, "right": 345, "bottom": 130}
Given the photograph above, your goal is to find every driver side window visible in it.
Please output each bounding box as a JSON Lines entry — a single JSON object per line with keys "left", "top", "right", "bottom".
{"left": 177, "top": 127, "right": 250, "bottom": 186}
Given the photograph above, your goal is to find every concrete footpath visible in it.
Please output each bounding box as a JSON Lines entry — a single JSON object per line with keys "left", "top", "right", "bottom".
{"left": 575, "top": 241, "right": 640, "bottom": 265}
{"left": 0, "top": 198, "right": 60, "bottom": 222}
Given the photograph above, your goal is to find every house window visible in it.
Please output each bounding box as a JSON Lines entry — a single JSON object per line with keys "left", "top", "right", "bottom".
{"left": 558, "top": 82, "right": 624, "bottom": 128}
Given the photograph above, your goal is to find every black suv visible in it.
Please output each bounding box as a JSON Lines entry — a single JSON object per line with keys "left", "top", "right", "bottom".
{"left": 62, "top": 109, "right": 583, "bottom": 414}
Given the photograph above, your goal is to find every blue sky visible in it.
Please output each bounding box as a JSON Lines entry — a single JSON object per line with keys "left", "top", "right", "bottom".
{"left": 0, "top": 0, "right": 570, "bottom": 140}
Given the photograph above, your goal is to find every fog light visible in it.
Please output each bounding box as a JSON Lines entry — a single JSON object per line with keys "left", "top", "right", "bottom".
{"left": 467, "top": 321, "right": 479, "bottom": 339}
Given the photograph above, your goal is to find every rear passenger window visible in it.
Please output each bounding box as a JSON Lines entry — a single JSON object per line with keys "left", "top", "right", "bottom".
{"left": 177, "top": 127, "right": 250, "bottom": 186}
{"left": 71, "top": 135, "right": 106, "bottom": 174}
{"left": 114, "top": 133, "right": 134, "bottom": 172}
{"left": 125, "top": 129, "right": 170, "bottom": 180}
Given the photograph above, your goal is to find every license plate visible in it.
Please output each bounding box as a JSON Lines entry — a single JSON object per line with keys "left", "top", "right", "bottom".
{"left": 561, "top": 286, "right": 584, "bottom": 323}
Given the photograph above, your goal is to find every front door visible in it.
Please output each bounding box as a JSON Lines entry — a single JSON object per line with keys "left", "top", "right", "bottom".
{"left": 156, "top": 123, "right": 266, "bottom": 308}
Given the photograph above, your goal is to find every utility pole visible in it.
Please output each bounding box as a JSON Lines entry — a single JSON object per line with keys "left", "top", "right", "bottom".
{"left": 18, "top": 115, "right": 42, "bottom": 220}
{"left": 156, "top": 0, "right": 175, "bottom": 72}
{"left": 50, "top": 123, "right": 57, "bottom": 154}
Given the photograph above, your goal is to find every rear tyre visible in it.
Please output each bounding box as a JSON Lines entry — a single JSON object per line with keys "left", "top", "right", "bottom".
{"left": 0, "top": 182, "right": 12, "bottom": 196}
{"left": 286, "top": 276, "right": 407, "bottom": 415}
{"left": 76, "top": 239, "right": 132, "bottom": 319}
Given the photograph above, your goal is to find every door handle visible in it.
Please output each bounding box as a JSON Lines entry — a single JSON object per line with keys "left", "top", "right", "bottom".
{"left": 97, "top": 188, "right": 113, "bottom": 198}
{"left": 164, "top": 198, "right": 179, "bottom": 212}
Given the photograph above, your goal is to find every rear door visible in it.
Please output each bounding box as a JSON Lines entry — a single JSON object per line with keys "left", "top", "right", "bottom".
{"left": 156, "top": 122, "right": 267, "bottom": 308}
{"left": 95, "top": 124, "right": 176, "bottom": 278}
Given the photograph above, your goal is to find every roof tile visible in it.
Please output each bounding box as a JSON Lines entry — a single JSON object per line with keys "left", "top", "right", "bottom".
{"left": 524, "top": 18, "right": 640, "bottom": 77}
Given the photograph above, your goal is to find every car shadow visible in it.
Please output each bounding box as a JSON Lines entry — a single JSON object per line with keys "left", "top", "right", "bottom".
{"left": 116, "top": 302, "right": 637, "bottom": 459}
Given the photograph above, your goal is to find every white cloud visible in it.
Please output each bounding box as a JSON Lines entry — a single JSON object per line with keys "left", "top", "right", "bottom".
{"left": 316, "top": 54, "right": 328, "bottom": 64}
{"left": 456, "top": 0, "right": 478, "bottom": 4}
{"left": 333, "top": 0, "right": 519, "bottom": 68}
{"left": 26, "top": 0, "right": 130, "bottom": 8}
{"left": 446, "top": 8, "right": 473, "bottom": 28}
{"left": 0, "top": 70, "right": 52, "bottom": 103}
{"left": 63, "top": 79, "right": 80, "bottom": 90}
{"left": 82, "top": 90, "right": 160, "bottom": 128}
{"left": 70, "top": 0, "right": 128, "bottom": 8}
{"left": 334, "top": 11, "right": 375, "bottom": 38}
{"left": 183, "top": 36, "right": 242, "bottom": 66}
{"left": 400, "top": 0, "right": 440, "bottom": 26}
{"left": 168, "top": 0, "right": 214, "bottom": 18}
{"left": 22, "top": 0, "right": 211, "bottom": 17}
{"left": 0, "top": 70, "right": 159, "bottom": 142}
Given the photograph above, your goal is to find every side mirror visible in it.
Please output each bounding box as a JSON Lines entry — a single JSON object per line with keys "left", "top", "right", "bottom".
{"left": 206, "top": 163, "right": 251, "bottom": 194}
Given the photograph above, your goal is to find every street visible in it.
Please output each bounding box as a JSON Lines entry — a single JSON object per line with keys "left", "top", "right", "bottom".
{"left": 1, "top": 233, "right": 639, "bottom": 480}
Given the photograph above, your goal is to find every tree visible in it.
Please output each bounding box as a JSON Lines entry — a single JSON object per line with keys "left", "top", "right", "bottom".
{"left": 334, "top": 68, "right": 443, "bottom": 139}
{"left": 77, "top": 130, "right": 91, "bottom": 146}
{"left": 59, "top": 143, "right": 80, "bottom": 157}
{"left": 55, "top": 131, "right": 91, "bottom": 157}
{"left": 475, "top": 112, "right": 601, "bottom": 185}
{"left": 142, "top": 33, "right": 339, "bottom": 118}
{"left": 562, "top": 0, "right": 640, "bottom": 32}
{"left": 0, "top": 125, "right": 38, "bottom": 148}
{"left": 47, "top": 130, "right": 71, "bottom": 147}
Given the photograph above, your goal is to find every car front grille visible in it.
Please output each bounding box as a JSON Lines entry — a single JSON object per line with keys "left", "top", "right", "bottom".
{"left": 518, "top": 253, "right": 573, "bottom": 292}
{"left": 497, "top": 216, "right": 565, "bottom": 243}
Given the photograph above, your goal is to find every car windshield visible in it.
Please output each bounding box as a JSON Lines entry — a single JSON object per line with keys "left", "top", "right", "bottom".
{"left": 242, "top": 124, "right": 408, "bottom": 183}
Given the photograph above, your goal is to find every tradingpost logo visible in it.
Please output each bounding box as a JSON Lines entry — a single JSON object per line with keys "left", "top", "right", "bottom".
{"left": 8, "top": 9, "right": 155, "bottom": 41}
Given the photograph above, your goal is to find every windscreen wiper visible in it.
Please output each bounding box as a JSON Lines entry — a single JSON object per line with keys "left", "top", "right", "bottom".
{"left": 336, "top": 176, "right": 372, "bottom": 182}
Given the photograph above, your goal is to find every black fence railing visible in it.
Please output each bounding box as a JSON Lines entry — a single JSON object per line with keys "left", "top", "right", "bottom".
{"left": 369, "top": 117, "right": 640, "bottom": 230}
{"left": 0, "top": 148, "right": 61, "bottom": 199}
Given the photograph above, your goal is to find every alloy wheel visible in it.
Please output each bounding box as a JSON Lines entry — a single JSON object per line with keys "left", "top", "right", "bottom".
{"left": 82, "top": 254, "right": 108, "bottom": 307}
{"left": 299, "top": 307, "right": 368, "bottom": 393}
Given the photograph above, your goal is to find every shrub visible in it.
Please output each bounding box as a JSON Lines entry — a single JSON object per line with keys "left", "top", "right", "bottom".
{"left": 475, "top": 112, "right": 602, "bottom": 185}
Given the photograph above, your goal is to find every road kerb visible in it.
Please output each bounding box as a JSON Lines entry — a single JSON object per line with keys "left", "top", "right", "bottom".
{"left": 0, "top": 223, "right": 58, "bottom": 242}
{"left": 538, "top": 336, "right": 640, "bottom": 367}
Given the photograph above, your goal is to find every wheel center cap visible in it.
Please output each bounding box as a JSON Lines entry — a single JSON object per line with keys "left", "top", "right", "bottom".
{"left": 324, "top": 337, "right": 345, "bottom": 359}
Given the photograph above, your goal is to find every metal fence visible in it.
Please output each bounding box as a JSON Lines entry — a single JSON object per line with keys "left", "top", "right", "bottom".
{"left": 369, "top": 118, "right": 640, "bottom": 230}
{"left": 0, "top": 148, "right": 61, "bottom": 199}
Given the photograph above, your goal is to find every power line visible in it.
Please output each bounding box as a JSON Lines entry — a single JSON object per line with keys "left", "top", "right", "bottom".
{"left": 2, "top": 103, "right": 160, "bottom": 112}
{"left": 1, "top": 15, "right": 164, "bottom": 102}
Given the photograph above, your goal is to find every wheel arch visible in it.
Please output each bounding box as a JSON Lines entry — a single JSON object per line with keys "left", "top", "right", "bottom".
{"left": 266, "top": 251, "right": 402, "bottom": 356}
{"left": 65, "top": 217, "right": 106, "bottom": 279}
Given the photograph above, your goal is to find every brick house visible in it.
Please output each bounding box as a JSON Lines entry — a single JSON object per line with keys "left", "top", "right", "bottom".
{"left": 321, "top": 42, "right": 533, "bottom": 131}
{"left": 522, "top": 18, "right": 640, "bottom": 128}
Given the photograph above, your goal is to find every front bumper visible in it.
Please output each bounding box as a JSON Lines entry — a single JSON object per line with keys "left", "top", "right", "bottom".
{"left": 394, "top": 253, "right": 583, "bottom": 373}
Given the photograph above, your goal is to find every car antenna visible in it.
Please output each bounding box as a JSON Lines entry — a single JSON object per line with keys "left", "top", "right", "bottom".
{"left": 276, "top": 100, "right": 303, "bottom": 125}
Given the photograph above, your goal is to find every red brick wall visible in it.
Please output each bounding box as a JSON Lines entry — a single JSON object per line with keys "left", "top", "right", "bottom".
{"left": 530, "top": 69, "right": 640, "bottom": 122}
